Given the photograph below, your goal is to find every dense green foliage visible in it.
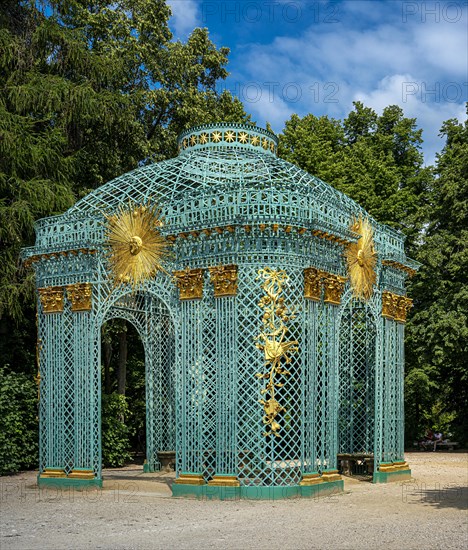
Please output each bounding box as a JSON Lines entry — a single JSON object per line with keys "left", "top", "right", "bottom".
{"left": 101, "top": 392, "right": 133, "bottom": 467}
{"left": 0, "top": 1, "right": 466, "bottom": 475}
{"left": 101, "top": 320, "right": 146, "bottom": 462}
{"left": 405, "top": 113, "right": 468, "bottom": 444}
{"left": 0, "top": 366, "right": 38, "bottom": 474}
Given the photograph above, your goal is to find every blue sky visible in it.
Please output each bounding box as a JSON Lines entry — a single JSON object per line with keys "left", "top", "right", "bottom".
{"left": 167, "top": 0, "right": 467, "bottom": 165}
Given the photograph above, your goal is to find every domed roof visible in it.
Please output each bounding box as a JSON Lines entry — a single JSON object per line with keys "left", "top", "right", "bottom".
{"left": 67, "top": 123, "right": 369, "bottom": 240}
{"left": 26, "top": 123, "right": 418, "bottom": 270}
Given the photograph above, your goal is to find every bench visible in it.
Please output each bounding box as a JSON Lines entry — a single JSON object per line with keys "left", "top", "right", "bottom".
{"left": 413, "top": 440, "right": 459, "bottom": 452}
{"left": 435, "top": 441, "right": 459, "bottom": 451}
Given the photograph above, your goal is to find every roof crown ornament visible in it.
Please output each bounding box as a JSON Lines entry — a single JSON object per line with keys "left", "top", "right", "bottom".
{"left": 178, "top": 123, "right": 278, "bottom": 156}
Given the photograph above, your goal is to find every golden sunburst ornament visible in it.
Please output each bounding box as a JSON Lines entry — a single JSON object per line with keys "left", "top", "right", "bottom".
{"left": 225, "top": 130, "right": 235, "bottom": 142}
{"left": 104, "top": 202, "right": 172, "bottom": 288}
{"left": 345, "top": 215, "right": 377, "bottom": 301}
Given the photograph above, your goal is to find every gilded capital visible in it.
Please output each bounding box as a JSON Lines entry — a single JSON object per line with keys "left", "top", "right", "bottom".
{"left": 304, "top": 267, "right": 322, "bottom": 301}
{"left": 67, "top": 282, "right": 93, "bottom": 312}
{"left": 38, "top": 286, "right": 64, "bottom": 313}
{"left": 382, "top": 291, "right": 412, "bottom": 323}
{"left": 382, "top": 291, "right": 396, "bottom": 320}
{"left": 395, "top": 295, "right": 413, "bottom": 323}
{"left": 323, "top": 273, "right": 347, "bottom": 306}
{"left": 173, "top": 267, "right": 204, "bottom": 300}
{"left": 208, "top": 264, "right": 238, "bottom": 297}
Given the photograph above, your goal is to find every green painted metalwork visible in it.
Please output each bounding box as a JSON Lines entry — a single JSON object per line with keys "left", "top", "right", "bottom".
{"left": 23, "top": 122, "right": 418, "bottom": 496}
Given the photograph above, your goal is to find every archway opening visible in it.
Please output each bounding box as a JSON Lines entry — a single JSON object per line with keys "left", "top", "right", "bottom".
{"left": 99, "top": 292, "right": 176, "bottom": 478}
{"left": 338, "top": 299, "right": 376, "bottom": 479}
{"left": 101, "top": 319, "right": 146, "bottom": 468}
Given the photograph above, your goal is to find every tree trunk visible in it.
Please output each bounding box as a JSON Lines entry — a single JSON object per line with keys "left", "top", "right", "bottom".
{"left": 117, "top": 323, "right": 127, "bottom": 396}
{"left": 103, "top": 340, "right": 112, "bottom": 395}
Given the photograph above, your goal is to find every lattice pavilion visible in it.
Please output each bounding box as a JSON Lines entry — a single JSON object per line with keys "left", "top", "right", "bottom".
{"left": 23, "top": 123, "right": 419, "bottom": 499}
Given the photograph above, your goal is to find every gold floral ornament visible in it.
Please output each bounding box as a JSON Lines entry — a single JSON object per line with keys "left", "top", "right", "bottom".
{"left": 104, "top": 202, "right": 172, "bottom": 288}
{"left": 345, "top": 215, "right": 377, "bottom": 301}
{"left": 255, "top": 268, "right": 298, "bottom": 438}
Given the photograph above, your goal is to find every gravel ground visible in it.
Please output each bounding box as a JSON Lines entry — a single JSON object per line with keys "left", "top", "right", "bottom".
{"left": 1, "top": 452, "right": 467, "bottom": 550}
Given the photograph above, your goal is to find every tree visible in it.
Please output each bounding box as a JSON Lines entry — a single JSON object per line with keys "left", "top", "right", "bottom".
{"left": 0, "top": 366, "right": 38, "bottom": 474}
{"left": 405, "top": 109, "right": 468, "bottom": 443}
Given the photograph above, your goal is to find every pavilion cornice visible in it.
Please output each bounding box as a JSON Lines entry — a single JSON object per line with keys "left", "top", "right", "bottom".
{"left": 164, "top": 221, "right": 360, "bottom": 246}
{"left": 381, "top": 255, "right": 421, "bottom": 277}
{"left": 22, "top": 246, "right": 98, "bottom": 267}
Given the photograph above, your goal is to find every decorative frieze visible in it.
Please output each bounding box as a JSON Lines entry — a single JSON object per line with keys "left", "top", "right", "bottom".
{"left": 382, "top": 259, "right": 416, "bottom": 277}
{"left": 24, "top": 248, "right": 97, "bottom": 268}
{"left": 67, "top": 282, "right": 93, "bottom": 312}
{"left": 173, "top": 267, "right": 204, "bottom": 300}
{"left": 208, "top": 265, "right": 238, "bottom": 297}
{"left": 179, "top": 128, "right": 277, "bottom": 154}
{"left": 382, "top": 291, "right": 413, "bottom": 323}
{"left": 38, "top": 286, "right": 64, "bottom": 313}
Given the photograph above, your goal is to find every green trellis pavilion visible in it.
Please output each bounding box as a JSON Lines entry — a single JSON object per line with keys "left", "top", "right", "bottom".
{"left": 23, "top": 123, "right": 419, "bottom": 499}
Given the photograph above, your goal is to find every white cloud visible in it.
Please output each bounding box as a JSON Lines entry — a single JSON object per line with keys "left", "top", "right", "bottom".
{"left": 228, "top": 3, "right": 467, "bottom": 164}
{"left": 167, "top": 0, "right": 200, "bottom": 38}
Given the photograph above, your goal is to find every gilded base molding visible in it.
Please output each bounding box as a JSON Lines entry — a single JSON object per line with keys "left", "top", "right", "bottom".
{"left": 208, "top": 475, "right": 240, "bottom": 487}
{"left": 299, "top": 473, "right": 323, "bottom": 486}
{"left": 379, "top": 461, "right": 410, "bottom": 472}
{"left": 173, "top": 473, "right": 206, "bottom": 486}
{"left": 320, "top": 470, "right": 342, "bottom": 482}
{"left": 67, "top": 469, "right": 95, "bottom": 480}
{"left": 39, "top": 468, "right": 67, "bottom": 478}
{"left": 378, "top": 461, "right": 410, "bottom": 473}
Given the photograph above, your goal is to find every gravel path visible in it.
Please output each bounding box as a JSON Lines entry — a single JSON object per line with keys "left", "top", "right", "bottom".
{"left": 1, "top": 452, "right": 467, "bottom": 549}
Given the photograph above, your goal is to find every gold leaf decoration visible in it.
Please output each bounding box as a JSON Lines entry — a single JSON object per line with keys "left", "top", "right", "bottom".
{"left": 255, "top": 268, "right": 298, "bottom": 438}
{"left": 345, "top": 215, "right": 377, "bottom": 301}
{"left": 104, "top": 202, "right": 172, "bottom": 288}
